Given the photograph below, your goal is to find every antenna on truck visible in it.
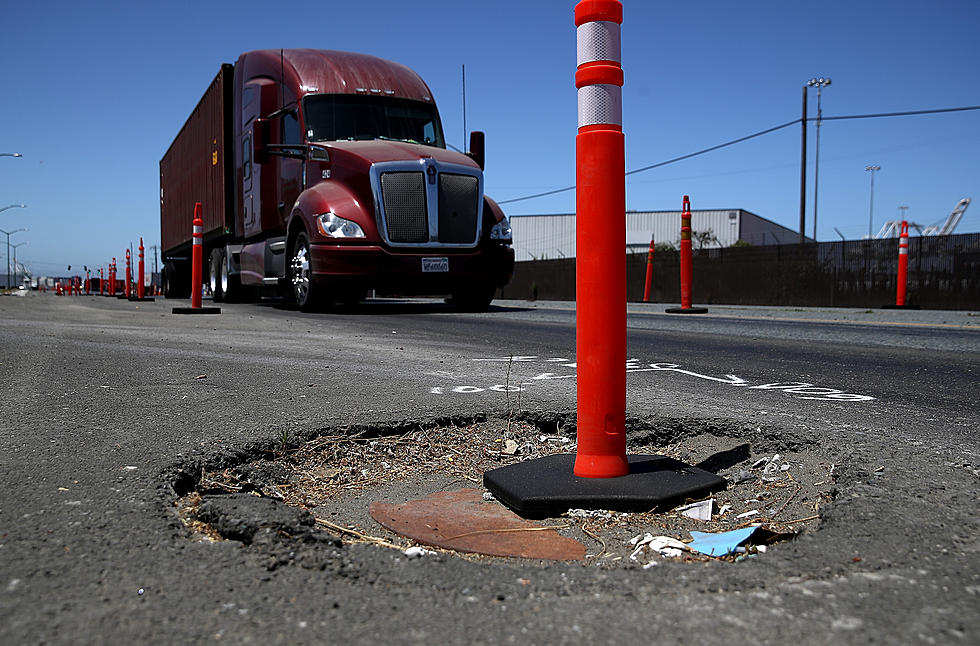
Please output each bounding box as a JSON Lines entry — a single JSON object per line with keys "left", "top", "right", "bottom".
{"left": 280, "top": 49, "right": 285, "bottom": 109}
{"left": 461, "top": 63, "right": 467, "bottom": 152}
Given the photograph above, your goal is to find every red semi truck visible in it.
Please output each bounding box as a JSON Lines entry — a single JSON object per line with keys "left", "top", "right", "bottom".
{"left": 160, "top": 49, "right": 513, "bottom": 311}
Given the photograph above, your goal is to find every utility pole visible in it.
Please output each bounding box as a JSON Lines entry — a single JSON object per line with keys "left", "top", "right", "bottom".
{"left": 799, "top": 85, "right": 808, "bottom": 244}
{"left": 149, "top": 245, "right": 160, "bottom": 276}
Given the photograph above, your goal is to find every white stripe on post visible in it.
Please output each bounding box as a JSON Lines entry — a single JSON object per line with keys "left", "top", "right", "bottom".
{"left": 576, "top": 21, "right": 621, "bottom": 66}
{"left": 577, "top": 84, "right": 623, "bottom": 128}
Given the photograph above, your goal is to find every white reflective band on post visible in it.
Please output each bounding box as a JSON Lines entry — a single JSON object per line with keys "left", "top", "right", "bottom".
{"left": 577, "top": 21, "right": 621, "bottom": 66}
{"left": 193, "top": 225, "right": 203, "bottom": 235}
{"left": 578, "top": 84, "right": 622, "bottom": 128}
{"left": 899, "top": 248, "right": 908, "bottom": 254}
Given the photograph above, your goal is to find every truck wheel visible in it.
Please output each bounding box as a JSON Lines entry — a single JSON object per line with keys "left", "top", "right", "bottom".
{"left": 290, "top": 231, "right": 322, "bottom": 312}
{"left": 450, "top": 285, "right": 496, "bottom": 312}
{"left": 209, "top": 249, "right": 225, "bottom": 302}
{"left": 162, "top": 261, "right": 182, "bottom": 299}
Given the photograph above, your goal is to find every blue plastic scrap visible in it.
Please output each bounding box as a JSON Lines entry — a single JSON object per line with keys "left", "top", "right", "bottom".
{"left": 688, "top": 527, "right": 758, "bottom": 556}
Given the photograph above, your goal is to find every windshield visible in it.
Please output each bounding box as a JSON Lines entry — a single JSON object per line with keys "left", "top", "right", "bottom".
{"left": 302, "top": 94, "right": 445, "bottom": 148}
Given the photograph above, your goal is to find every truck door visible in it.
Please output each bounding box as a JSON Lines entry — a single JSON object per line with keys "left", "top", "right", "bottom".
{"left": 241, "top": 79, "right": 277, "bottom": 239}
{"left": 277, "top": 108, "right": 303, "bottom": 227}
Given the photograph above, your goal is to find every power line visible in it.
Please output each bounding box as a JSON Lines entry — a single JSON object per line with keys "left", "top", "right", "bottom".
{"left": 497, "top": 104, "right": 980, "bottom": 206}
{"left": 815, "top": 105, "right": 980, "bottom": 122}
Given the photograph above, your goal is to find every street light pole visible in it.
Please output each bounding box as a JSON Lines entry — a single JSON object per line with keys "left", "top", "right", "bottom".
{"left": 865, "top": 165, "right": 881, "bottom": 238}
{"left": 806, "top": 77, "right": 831, "bottom": 241}
{"left": 1, "top": 152, "right": 23, "bottom": 158}
{"left": 0, "top": 227, "right": 27, "bottom": 289}
{"left": 0, "top": 204, "right": 27, "bottom": 215}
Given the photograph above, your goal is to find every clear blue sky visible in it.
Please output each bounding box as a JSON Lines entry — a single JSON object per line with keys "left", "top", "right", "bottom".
{"left": 2, "top": 1, "right": 978, "bottom": 277}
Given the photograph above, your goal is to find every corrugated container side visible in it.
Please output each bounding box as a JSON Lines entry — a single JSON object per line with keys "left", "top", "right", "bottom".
{"left": 160, "top": 64, "right": 234, "bottom": 255}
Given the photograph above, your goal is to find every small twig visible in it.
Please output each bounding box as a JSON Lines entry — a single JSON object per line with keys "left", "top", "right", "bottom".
{"left": 774, "top": 514, "right": 820, "bottom": 526}
{"left": 769, "top": 486, "right": 802, "bottom": 521}
{"left": 442, "top": 524, "right": 569, "bottom": 541}
{"left": 581, "top": 526, "right": 607, "bottom": 559}
{"left": 314, "top": 518, "right": 404, "bottom": 550}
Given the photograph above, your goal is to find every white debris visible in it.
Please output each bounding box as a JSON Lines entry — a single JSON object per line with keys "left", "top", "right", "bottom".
{"left": 736, "top": 510, "right": 760, "bottom": 519}
{"left": 567, "top": 508, "right": 612, "bottom": 518}
{"left": 628, "top": 533, "right": 689, "bottom": 560}
{"left": 780, "top": 464, "right": 791, "bottom": 472}
{"left": 676, "top": 499, "right": 714, "bottom": 521}
{"left": 718, "top": 504, "right": 732, "bottom": 515}
{"left": 762, "top": 454, "right": 782, "bottom": 476}
{"left": 501, "top": 439, "right": 519, "bottom": 455}
{"left": 403, "top": 546, "right": 435, "bottom": 558}
{"left": 756, "top": 545, "right": 768, "bottom": 553}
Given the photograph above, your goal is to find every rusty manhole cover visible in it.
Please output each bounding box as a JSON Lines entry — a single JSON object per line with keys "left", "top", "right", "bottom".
{"left": 370, "top": 488, "right": 586, "bottom": 560}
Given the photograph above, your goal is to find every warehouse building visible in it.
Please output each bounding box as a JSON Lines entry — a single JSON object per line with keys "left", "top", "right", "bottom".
{"left": 510, "top": 209, "right": 806, "bottom": 262}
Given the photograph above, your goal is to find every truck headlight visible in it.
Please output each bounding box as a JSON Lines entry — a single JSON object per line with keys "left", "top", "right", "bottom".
{"left": 317, "top": 212, "right": 365, "bottom": 239}
{"left": 490, "top": 216, "right": 512, "bottom": 242}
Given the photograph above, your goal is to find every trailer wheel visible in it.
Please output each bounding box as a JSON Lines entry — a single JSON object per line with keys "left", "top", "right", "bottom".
{"left": 289, "top": 231, "right": 322, "bottom": 312}
{"left": 209, "top": 249, "right": 226, "bottom": 302}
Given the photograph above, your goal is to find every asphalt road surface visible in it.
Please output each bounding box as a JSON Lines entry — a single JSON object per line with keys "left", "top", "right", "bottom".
{"left": 1, "top": 291, "right": 978, "bottom": 645}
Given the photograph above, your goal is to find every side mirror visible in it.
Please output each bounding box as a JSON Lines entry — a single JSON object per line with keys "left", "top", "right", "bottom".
{"left": 467, "top": 131, "right": 485, "bottom": 170}
{"left": 253, "top": 118, "right": 271, "bottom": 165}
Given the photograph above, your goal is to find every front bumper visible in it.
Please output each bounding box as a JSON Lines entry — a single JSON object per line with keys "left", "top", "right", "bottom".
{"left": 309, "top": 243, "right": 514, "bottom": 294}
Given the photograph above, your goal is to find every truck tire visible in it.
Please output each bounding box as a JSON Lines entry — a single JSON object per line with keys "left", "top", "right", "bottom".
{"left": 209, "top": 249, "right": 226, "bottom": 302}
{"left": 450, "top": 285, "right": 496, "bottom": 312}
{"left": 289, "top": 231, "right": 323, "bottom": 312}
{"left": 161, "top": 261, "right": 185, "bottom": 299}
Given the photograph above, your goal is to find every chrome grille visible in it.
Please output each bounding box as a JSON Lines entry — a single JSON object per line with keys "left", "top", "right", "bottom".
{"left": 380, "top": 172, "right": 428, "bottom": 243}
{"left": 438, "top": 174, "right": 480, "bottom": 244}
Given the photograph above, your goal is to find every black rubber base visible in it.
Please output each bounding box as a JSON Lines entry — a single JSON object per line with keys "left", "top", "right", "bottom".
{"left": 171, "top": 306, "right": 221, "bottom": 315}
{"left": 484, "top": 453, "right": 727, "bottom": 518}
{"left": 881, "top": 304, "right": 920, "bottom": 310}
{"left": 665, "top": 306, "right": 709, "bottom": 314}
{"left": 129, "top": 297, "right": 156, "bottom": 302}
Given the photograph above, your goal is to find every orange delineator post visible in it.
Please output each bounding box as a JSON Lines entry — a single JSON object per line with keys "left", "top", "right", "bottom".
{"left": 573, "top": 0, "right": 628, "bottom": 478}
{"left": 191, "top": 202, "right": 204, "bottom": 309}
{"left": 124, "top": 249, "right": 132, "bottom": 299}
{"left": 100, "top": 268, "right": 105, "bottom": 295}
{"left": 137, "top": 238, "right": 146, "bottom": 300}
{"left": 679, "top": 195, "right": 693, "bottom": 309}
{"left": 109, "top": 259, "right": 116, "bottom": 296}
{"left": 642, "top": 237, "right": 655, "bottom": 302}
{"left": 896, "top": 220, "right": 909, "bottom": 306}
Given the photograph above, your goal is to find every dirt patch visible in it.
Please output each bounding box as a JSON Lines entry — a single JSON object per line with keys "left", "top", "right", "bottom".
{"left": 175, "top": 415, "right": 838, "bottom": 567}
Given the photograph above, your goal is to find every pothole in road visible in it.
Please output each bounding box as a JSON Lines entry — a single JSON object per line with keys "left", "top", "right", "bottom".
{"left": 171, "top": 414, "right": 838, "bottom": 568}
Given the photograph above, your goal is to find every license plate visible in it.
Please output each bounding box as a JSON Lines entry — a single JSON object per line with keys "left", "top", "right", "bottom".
{"left": 421, "top": 257, "right": 449, "bottom": 273}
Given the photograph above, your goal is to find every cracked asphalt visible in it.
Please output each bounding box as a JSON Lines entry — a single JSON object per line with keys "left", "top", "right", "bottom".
{"left": 1, "top": 291, "right": 977, "bottom": 645}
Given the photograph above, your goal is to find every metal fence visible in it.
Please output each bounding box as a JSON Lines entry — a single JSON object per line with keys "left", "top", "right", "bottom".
{"left": 500, "top": 232, "right": 980, "bottom": 310}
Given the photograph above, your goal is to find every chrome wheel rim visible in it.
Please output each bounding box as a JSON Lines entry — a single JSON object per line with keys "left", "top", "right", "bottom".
{"left": 291, "top": 242, "right": 310, "bottom": 303}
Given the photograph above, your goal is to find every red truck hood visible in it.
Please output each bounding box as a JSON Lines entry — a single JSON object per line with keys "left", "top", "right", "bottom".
{"left": 320, "top": 140, "right": 479, "bottom": 170}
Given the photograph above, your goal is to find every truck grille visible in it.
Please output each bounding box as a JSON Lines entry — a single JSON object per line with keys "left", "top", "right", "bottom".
{"left": 376, "top": 165, "right": 481, "bottom": 247}
{"left": 438, "top": 174, "right": 480, "bottom": 243}
{"left": 380, "top": 172, "right": 428, "bottom": 243}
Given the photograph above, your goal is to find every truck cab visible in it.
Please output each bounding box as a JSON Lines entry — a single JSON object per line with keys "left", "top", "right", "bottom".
{"left": 221, "top": 49, "right": 513, "bottom": 311}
